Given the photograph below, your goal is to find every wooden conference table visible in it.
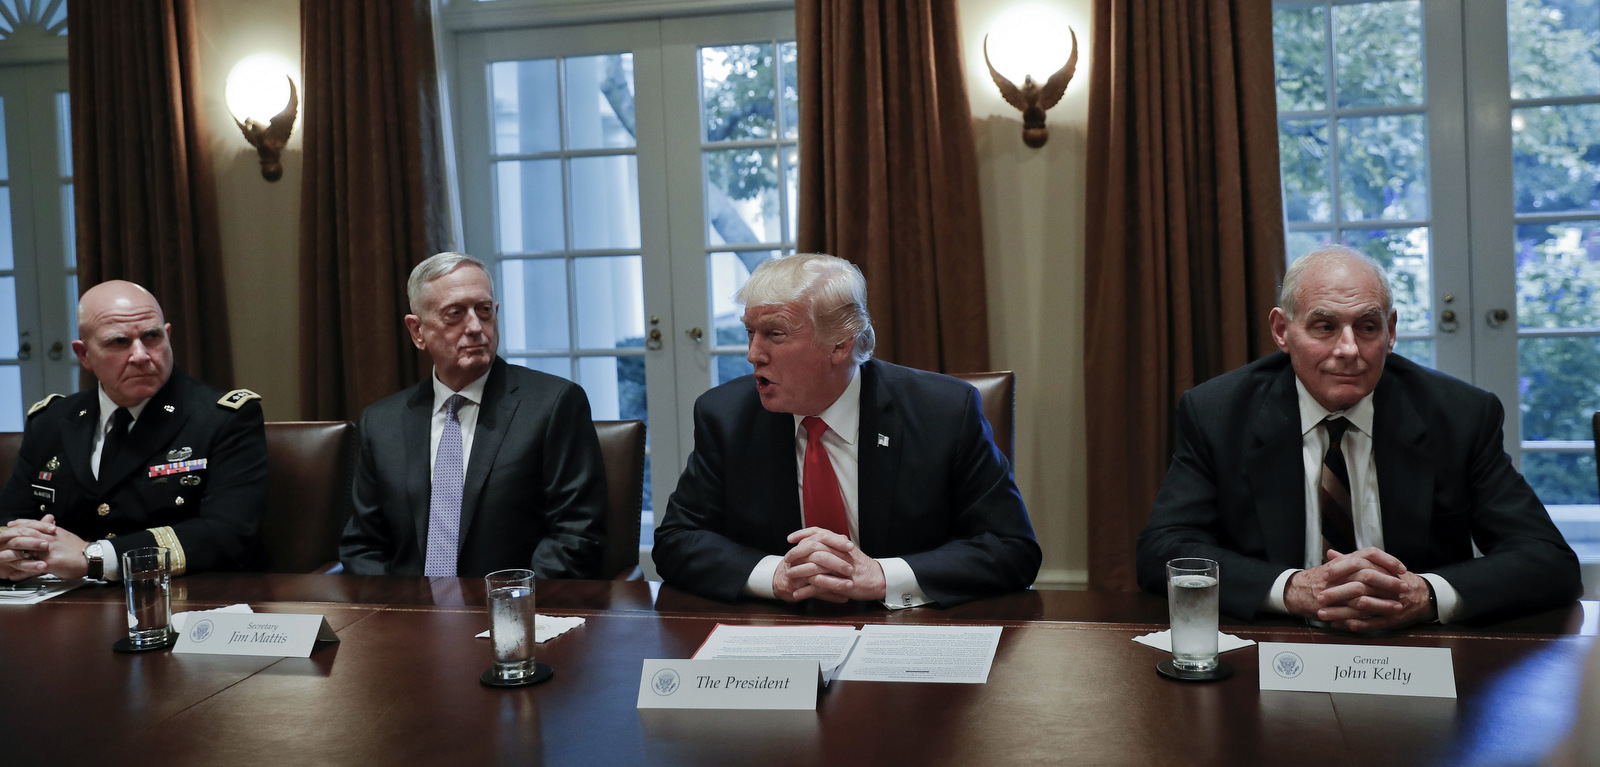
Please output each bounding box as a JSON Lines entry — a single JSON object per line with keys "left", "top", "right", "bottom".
{"left": 3, "top": 574, "right": 1594, "bottom": 766}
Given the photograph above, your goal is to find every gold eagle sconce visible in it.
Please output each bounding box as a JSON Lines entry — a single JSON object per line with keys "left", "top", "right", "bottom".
{"left": 234, "top": 76, "right": 299, "bottom": 182}
{"left": 983, "top": 27, "right": 1078, "bottom": 149}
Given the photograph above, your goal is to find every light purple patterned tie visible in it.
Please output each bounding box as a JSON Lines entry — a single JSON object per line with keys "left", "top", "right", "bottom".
{"left": 425, "top": 394, "right": 467, "bottom": 577}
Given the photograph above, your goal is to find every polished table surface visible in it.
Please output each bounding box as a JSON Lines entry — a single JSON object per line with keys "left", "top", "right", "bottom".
{"left": 4, "top": 575, "right": 1595, "bottom": 766}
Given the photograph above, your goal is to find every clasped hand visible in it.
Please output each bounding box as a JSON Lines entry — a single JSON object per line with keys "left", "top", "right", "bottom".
{"left": 0, "top": 515, "right": 89, "bottom": 580}
{"left": 771, "top": 527, "right": 886, "bottom": 603}
{"left": 1284, "top": 547, "right": 1434, "bottom": 632}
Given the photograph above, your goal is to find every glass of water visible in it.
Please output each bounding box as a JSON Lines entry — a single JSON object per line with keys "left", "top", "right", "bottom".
{"left": 1166, "top": 557, "right": 1220, "bottom": 672}
{"left": 123, "top": 547, "right": 173, "bottom": 649}
{"left": 485, "top": 568, "right": 537, "bottom": 683}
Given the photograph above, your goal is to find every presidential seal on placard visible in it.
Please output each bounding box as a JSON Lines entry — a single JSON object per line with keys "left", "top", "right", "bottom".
{"left": 192, "top": 619, "right": 215, "bottom": 643}
{"left": 1272, "top": 651, "right": 1305, "bottom": 679}
{"left": 652, "top": 668, "right": 681, "bottom": 696}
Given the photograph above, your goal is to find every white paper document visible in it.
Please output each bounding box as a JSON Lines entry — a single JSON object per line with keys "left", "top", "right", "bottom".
{"left": 834, "top": 625, "right": 1003, "bottom": 684}
{"left": 0, "top": 577, "right": 91, "bottom": 605}
{"left": 692, "top": 623, "right": 860, "bottom": 684}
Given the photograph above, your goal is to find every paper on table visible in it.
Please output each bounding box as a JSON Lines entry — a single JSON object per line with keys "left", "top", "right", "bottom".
{"left": 834, "top": 625, "right": 1003, "bottom": 684}
{"left": 173, "top": 603, "right": 254, "bottom": 634}
{"left": 0, "top": 577, "right": 91, "bottom": 605}
{"left": 474, "top": 614, "right": 585, "bottom": 642}
{"left": 691, "top": 623, "right": 860, "bottom": 685}
{"left": 1131, "top": 629, "right": 1255, "bottom": 654}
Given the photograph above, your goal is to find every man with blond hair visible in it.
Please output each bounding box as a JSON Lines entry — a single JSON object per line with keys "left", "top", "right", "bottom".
{"left": 655, "top": 253, "right": 1039, "bottom": 607}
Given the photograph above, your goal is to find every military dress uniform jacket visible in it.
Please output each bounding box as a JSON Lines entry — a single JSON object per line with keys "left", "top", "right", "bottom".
{"left": 0, "top": 370, "right": 268, "bottom": 575}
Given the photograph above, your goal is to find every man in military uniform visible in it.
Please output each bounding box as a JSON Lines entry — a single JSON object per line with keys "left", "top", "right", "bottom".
{"left": 0, "top": 280, "right": 267, "bottom": 581}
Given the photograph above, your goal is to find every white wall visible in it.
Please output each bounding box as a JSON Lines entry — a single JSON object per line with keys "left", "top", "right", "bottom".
{"left": 958, "top": 0, "right": 1092, "bottom": 587}
{"left": 192, "top": 0, "right": 303, "bottom": 421}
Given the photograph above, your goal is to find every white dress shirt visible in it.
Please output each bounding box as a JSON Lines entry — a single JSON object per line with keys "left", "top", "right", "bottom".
{"left": 1263, "top": 378, "right": 1463, "bottom": 622}
{"left": 743, "top": 368, "right": 932, "bottom": 609}
{"left": 87, "top": 385, "right": 152, "bottom": 581}
{"left": 428, "top": 369, "right": 490, "bottom": 476}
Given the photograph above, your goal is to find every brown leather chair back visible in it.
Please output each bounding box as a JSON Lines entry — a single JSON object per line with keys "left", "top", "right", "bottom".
{"left": 260, "top": 421, "right": 357, "bottom": 573}
{"left": 0, "top": 432, "right": 22, "bottom": 482}
{"left": 952, "top": 371, "right": 1015, "bottom": 465}
{"left": 594, "top": 420, "right": 646, "bottom": 579}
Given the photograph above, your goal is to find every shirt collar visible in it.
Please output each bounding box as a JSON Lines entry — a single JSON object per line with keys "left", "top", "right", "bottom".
{"left": 97, "top": 385, "right": 150, "bottom": 433}
{"left": 431, "top": 368, "right": 491, "bottom": 413}
{"left": 1292, "top": 376, "right": 1376, "bottom": 437}
{"left": 793, "top": 364, "right": 862, "bottom": 445}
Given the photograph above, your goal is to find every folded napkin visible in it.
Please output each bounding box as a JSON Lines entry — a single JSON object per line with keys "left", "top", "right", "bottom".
{"left": 1132, "top": 629, "right": 1255, "bottom": 654}
{"left": 475, "top": 614, "right": 585, "bottom": 643}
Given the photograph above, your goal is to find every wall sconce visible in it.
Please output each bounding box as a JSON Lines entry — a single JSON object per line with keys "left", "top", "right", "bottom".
{"left": 225, "top": 54, "right": 300, "bottom": 181}
{"left": 983, "top": 4, "right": 1079, "bottom": 148}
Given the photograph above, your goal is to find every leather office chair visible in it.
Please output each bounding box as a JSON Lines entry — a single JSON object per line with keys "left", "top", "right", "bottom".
{"left": 0, "top": 432, "right": 21, "bottom": 482}
{"left": 952, "top": 371, "right": 1015, "bottom": 464}
{"left": 594, "top": 419, "right": 646, "bottom": 580}
{"left": 260, "top": 421, "right": 357, "bottom": 573}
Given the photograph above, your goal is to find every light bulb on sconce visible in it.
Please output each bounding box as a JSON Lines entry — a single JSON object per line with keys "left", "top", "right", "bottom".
{"left": 225, "top": 54, "right": 300, "bottom": 181}
{"left": 983, "top": 3, "right": 1079, "bottom": 148}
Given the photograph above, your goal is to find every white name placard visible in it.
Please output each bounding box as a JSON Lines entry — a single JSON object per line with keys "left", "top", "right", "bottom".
{"left": 1258, "top": 641, "right": 1455, "bottom": 698}
{"left": 173, "top": 612, "right": 338, "bottom": 657}
{"left": 637, "top": 659, "right": 819, "bottom": 710}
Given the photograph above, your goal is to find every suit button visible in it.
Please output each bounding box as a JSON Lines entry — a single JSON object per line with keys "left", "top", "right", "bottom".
{"left": 38, "top": 504, "right": 45, "bottom": 512}
{"left": 97, "top": 503, "right": 111, "bottom": 516}
{"left": 175, "top": 496, "right": 185, "bottom": 506}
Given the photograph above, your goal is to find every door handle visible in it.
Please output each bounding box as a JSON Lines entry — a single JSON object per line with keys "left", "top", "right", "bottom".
{"left": 687, "top": 327, "right": 704, "bottom": 343}
{"left": 1486, "top": 308, "right": 1509, "bottom": 328}
{"left": 48, "top": 341, "right": 63, "bottom": 361}
{"left": 17, "top": 341, "right": 30, "bottom": 360}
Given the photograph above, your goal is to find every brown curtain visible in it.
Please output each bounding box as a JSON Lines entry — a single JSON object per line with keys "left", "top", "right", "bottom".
{"left": 1084, "top": 0, "right": 1286, "bottom": 591}
{"left": 298, "top": 0, "right": 449, "bottom": 420}
{"left": 796, "top": 0, "right": 989, "bottom": 373}
{"left": 68, "top": 0, "right": 232, "bottom": 387}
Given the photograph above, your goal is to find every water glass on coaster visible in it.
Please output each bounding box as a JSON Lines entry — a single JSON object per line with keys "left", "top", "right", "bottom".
{"left": 1158, "top": 557, "right": 1231, "bottom": 681}
{"left": 481, "top": 568, "right": 553, "bottom": 688}
{"left": 116, "top": 547, "right": 176, "bottom": 653}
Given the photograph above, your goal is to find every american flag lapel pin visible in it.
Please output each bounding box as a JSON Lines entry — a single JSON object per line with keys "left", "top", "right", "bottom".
{"left": 878, "top": 434, "right": 889, "bottom": 447}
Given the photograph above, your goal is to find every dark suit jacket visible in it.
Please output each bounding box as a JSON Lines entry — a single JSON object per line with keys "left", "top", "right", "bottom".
{"left": 0, "top": 370, "right": 268, "bottom": 573}
{"left": 339, "top": 358, "right": 607, "bottom": 579}
{"left": 1135, "top": 352, "right": 1581, "bottom": 622}
{"left": 654, "top": 358, "right": 1040, "bottom": 606}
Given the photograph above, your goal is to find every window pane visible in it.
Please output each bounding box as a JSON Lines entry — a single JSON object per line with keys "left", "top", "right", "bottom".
{"left": 565, "top": 54, "right": 636, "bottom": 151}
{"left": 0, "top": 365, "right": 20, "bottom": 431}
{"left": 0, "top": 276, "right": 17, "bottom": 357}
{"left": 1392, "top": 339, "right": 1434, "bottom": 368}
{"left": 67, "top": 273, "right": 78, "bottom": 349}
{"left": 1519, "top": 336, "right": 1600, "bottom": 441}
{"left": 61, "top": 183, "right": 73, "bottom": 268}
{"left": 0, "top": 188, "right": 11, "bottom": 270}
{"left": 495, "top": 160, "right": 564, "bottom": 254}
{"left": 1272, "top": 5, "right": 1328, "bottom": 112}
{"left": 573, "top": 255, "right": 644, "bottom": 349}
{"left": 499, "top": 258, "right": 569, "bottom": 352}
{"left": 702, "top": 44, "right": 776, "bottom": 142}
{"left": 1333, "top": 1, "right": 1424, "bottom": 108}
{"left": 569, "top": 155, "right": 641, "bottom": 250}
{"left": 1338, "top": 114, "right": 1429, "bottom": 221}
{"left": 1516, "top": 221, "right": 1600, "bottom": 329}
{"left": 780, "top": 41, "right": 798, "bottom": 140}
{"left": 1511, "top": 104, "right": 1600, "bottom": 216}
{"left": 510, "top": 356, "right": 571, "bottom": 380}
{"left": 714, "top": 354, "right": 753, "bottom": 386}
{"left": 1508, "top": 0, "right": 1600, "bottom": 100}
{"left": 1340, "top": 227, "right": 1432, "bottom": 334}
{"left": 783, "top": 145, "right": 798, "bottom": 242}
{"left": 1523, "top": 452, "right": 1599, "bottom": 505}
{"left": 0, "top": 95, "right": 7, "bottom": 180}
{"left": 490, "top": 59, "right": 560, "bottom": 155}
{"left": 1285, "top": 229, "right": 1333, "bottom": 259}
{"left": 56, "top": 91, "right": 70, "bottom": 177}
{"left": 709, "top": 250, "right": 775, "bottom": 343}
{"left": 705, "top": 147, "right": 780, "bottom": 244}
{"left": 1279, "top": 119, "right": 1331, "bottom": 223}
{"left": 577, "top": 355, "right": 647, "bottom": 422}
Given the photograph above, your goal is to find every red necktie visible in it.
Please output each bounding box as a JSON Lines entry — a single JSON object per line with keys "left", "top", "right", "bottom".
{"left": 801, "top": 416, "right": 849, "bottom": 536}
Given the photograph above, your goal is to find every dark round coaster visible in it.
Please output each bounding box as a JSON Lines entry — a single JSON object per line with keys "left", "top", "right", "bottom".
{"left": 480, "top": 663, "right": 554, "bottom": 689}
{"left": 1157, "top": 658, "right": 1233, "bottom": 682}
{"left": 113, "top": 633, "right": 176, "bottom": 654}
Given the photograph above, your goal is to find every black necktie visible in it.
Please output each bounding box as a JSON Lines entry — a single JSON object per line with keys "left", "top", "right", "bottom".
{"left": 99, "top": 407, "right": 132, "bottom": 483}
{"left": 1319, "top": 417, "right": 1355, "bottom": 553}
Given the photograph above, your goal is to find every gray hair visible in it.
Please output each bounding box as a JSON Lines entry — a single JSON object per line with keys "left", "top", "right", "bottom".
{"left": 408, "top": 252, "right": 493, "bottom": 315}
{"left": 736, "top": 253, "right": 876, "bottom": 364}
{"left": 1278, "top": 245, "right": 1394, "bottom": 320}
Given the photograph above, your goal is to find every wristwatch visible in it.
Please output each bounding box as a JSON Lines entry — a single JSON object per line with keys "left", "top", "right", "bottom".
{"left": 83, "top": 542, "right": 105, "bottom": 580}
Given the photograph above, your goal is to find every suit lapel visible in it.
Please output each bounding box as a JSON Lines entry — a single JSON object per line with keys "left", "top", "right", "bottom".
{"left": 460, "top": 360, "right": 515, "bottom": 545}
{"left": 1372, "top": 370, "right": 1431, "bottom": 564}
{"left": 856, "top": 361, "right": 898, "bottom": 553}
{"left": 1246, "top": 365, "right": 1308, "bottom": 567}
{"left": 404, "top": 379, "right": 434, "bottom": 551}
{"left": 58, "top": 396, "right": 100, "bottom": 491}
{"left": 102, "top": 375, "right": 190, "bottom": 490}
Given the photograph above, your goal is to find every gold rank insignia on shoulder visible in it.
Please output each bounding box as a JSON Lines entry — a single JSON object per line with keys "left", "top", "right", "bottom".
{"left": 218, "top": 389, "right": 262, "bottom": 409}
{"left": 26, "top": 393, "right": 64, "bottom": 417}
